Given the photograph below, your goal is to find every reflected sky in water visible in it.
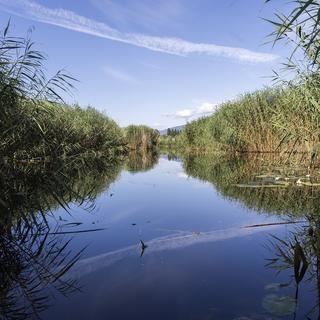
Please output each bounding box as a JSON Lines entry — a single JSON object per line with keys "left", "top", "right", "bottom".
{"left": 3, "top": 154, "right": 319, "bottom": 320}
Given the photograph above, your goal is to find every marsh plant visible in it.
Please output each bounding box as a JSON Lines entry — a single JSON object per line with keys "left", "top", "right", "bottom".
{"left": 124, "top": 125, "right": 159, "bottom": 151}
{"left": 266, "top": 217, "right": 320, "bottom": 319}
{"left": 0, "top": 22, "right": 127, "bottom": 160}
{"left": 173, "top": 80, "right": 320, "bottom": 160}
{"left": 164, "top": 1, "right": 320, "bottom": 164}
{"left": 266, "top": 0, "right": 320, "bottom": 71}
{"left": 182, "top": 153, "right": 320, "bottom": 218}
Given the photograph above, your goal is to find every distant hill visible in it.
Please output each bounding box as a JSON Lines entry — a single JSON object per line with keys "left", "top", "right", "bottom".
{"left": 159, "top": 124, "right": 185, "bottom": 136}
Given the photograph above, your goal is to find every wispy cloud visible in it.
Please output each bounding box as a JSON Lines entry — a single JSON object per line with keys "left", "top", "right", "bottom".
{"left": 103, "top": 65, "right": 137, "bottom": 83}
{"left": 163, "top": 102, "right": 218, "bottom": 120}
{"left": 0, "top": 0, "right": 279, "bottom": 63}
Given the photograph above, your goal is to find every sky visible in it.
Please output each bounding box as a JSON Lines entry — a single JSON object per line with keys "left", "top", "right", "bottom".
{"left": 0, "top": 0, "right": 291, "bottom": 129}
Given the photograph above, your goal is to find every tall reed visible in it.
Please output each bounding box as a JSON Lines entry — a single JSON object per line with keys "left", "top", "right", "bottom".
{"left": 175, "top": 73, "right": 320, "bottom": 163}
{"left": 0, "top": 22, "right": 127, "bottom": 160}
{"left": 124, "top": 125, "right": 159, "bottom": 151}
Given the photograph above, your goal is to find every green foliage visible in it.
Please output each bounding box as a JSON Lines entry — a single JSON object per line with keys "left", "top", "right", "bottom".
{"left": 266, "top": 0, "right": 320, "bottom": 70}
{"left": 0, "top": 22, "right": 127, "bottom": 160}
{"left": 124, "top": 125, "right": 159, "bottom": 150}
{"left": 166, "top": 2, "right": 320, "bottom": 160}
{"left": 182, "top": 153, "right": 320, "bottom": 218}
{"left": 175, "top": 75, "right": 320, "bottom": 161}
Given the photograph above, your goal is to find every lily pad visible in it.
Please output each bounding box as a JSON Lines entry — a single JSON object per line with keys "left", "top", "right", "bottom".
{"left": 262, "top": 294, "right": 296, "bottom": 316}
{"left": 235, "top": 183, "right": 288, "bottom": 188}
{"left": 264, "top": 283, "right": 289, "bottom": 291}
{"left": 255, "top": 174, "right": 276, "bottom": 179}
{"left": 300, "top": 181, "right": 320, "bottom": 187}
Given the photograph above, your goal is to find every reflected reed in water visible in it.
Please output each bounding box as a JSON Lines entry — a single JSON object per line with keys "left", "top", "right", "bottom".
{"left": 0, "top": 156, "right": 124, "bottom": 319}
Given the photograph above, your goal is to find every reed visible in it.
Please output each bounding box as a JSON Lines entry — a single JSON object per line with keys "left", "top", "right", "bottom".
{"left": 174, "top": 74, "right": 320, "bottom": 163}
{"left": 124, "top": 125, "right": 159, "bottom": 151}
{"left": 0, "top": 22, "right": 127, "bottom": 160}
{"left": 166, "top": 1, "right": 320, "bottom": 162}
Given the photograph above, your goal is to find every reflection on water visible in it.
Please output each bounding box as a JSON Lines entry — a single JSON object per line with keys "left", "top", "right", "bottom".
{"left": 125, "top": 150, "right": 159, "bottom": 173}
{"left": 0, "top": 157, "right": 123, "bottom": 319}
{"left": 3, "top": 151, "right": 320, "bottom": 319}
{"left": 264, "top": 220, "right": 320, "bottom": 319}
{"left": 183, "top": 153, "right": 320, "bottom": 218}
{"left": 183, "top": 153, "right": 320, "bottom": 319}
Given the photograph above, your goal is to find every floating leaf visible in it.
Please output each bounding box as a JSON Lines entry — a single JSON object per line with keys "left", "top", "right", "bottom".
{"left": 236, "top": 183, "right": 289, "bottom": 188}
{"left": 262, "top": 294, "right": 296, "bottom": 316}
{"left": 264, "top": 282, "right": 290, "bottom": 291}
{"left": 256, "top": 174, "right": 276, "bottom": 178}
{"left": 300, "top": 181, "right": 320, "bottom": 187}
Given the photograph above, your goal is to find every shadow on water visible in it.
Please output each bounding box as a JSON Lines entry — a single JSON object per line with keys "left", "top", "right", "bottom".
{"left": 0, "top": 156, "right": 124, "bottom": 319}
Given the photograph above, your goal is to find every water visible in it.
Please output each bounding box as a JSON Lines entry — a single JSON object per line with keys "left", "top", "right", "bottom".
{"left": 1, "top": 153, "right": 319, "bottom": 320}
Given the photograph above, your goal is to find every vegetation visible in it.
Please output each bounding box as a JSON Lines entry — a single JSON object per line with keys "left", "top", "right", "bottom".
{"left": 124, "top": 125, "right": 159, "bottom": 151}
{"left": 0, "top": 156, "right": 125, "bottom": 318}
{"left": 182, "top": 152, "right": 320, "bottom": 218}
{"left": 2, "top": 100, "right": 128, "bottom": 160}
{"left": 163, "top": 1, "right": 320, "bottom": 165}
{"left": 266, "top": 0, "right": 320, "bottom": 71}
{"left": 176, "top": 76, "right": 320, "bottom": 157}
{"left": 167, "top": 128, "right": 180, "bottom": 137}
{"left": 159, "top": 131, "right": 182, "bottom": 149}
{"left": 0, "top": 22, "right": 127, "bottom": 160}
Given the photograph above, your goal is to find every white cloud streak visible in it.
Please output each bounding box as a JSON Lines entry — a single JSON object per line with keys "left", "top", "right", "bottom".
{"left": 0, "top": 0, "right": 279, "bottom": 63}
{"left": 164, "top": 102, "right": 218, "bottom": 120}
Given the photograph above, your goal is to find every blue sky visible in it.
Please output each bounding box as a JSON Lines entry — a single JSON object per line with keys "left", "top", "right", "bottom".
{"left": 0, "top": 0, "right": 291, "bottom": 129}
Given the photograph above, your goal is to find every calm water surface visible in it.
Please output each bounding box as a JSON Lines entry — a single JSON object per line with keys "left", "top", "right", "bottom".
{"left": 2, "top": 153, "right": 319, "bottom": 320}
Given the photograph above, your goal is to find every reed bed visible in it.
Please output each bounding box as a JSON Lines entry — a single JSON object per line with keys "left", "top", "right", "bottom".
{"left": 0, "top": 22, "right": 127, "bottom": 160}
{"left": 1, "top": 100, "right": 127, "bottom": 160}
{"left": 173, "top": 74, "right": 320, "bottom": 162}
{"left": 124, "top": 125, "right": 159, "bottom": 151}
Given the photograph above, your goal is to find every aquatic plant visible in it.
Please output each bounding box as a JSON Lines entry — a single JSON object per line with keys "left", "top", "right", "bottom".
{"left": 265, "top": 213, "right": 320, "bottom": 319}
{"left": 182, "top": 153, "right": 320, "bottom": 218}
